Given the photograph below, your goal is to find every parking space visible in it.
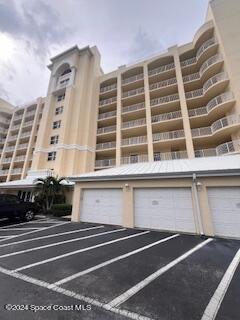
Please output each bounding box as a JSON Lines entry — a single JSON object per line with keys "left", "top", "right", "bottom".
{"left": 0, "top": 218, "right": 239, "bottom": 320}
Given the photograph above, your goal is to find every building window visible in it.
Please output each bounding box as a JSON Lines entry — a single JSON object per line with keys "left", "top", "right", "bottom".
{"left": 130, "top": 154, "right": 139, "bottom": 164}
{"left": 50, "top": 135, "right": 59, "bottom": 145}
{"left": 57, "top": 94, "right": 65, "bottom": 102}
{"left": 55, "top": 106, "right": 63, "bottom": 115}
{"left": 47, "top": 151, "right": 56, "bottom": 161}
{"left": 52, "top": 120, "right": 61, "bottom": 129}
{"left": 154, "top": 152, "right": 161, "bottom": 162}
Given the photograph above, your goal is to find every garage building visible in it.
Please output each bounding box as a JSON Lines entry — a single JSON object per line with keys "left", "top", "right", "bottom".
{"left": 70, "top": 155, "right": 240, "bottom": 239}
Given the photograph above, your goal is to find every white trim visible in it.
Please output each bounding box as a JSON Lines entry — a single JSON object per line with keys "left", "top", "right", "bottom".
{"left": 13, "top": 231, "right": 149, "bottom": 272}
{"left": 201, "top": 248, "right": 240, "bottom": 320}
{"left": 107, "top": 238, "right": 213, "bottom": 308}
{"left": 53, "top": 233, "right": 180, "bottom": 287}
{"left": 34, "top": 144, "right": 95, "bottom": 154}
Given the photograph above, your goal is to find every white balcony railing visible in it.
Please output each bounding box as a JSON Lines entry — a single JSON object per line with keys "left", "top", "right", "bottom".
{"left": 148, "top": 63, "right": 175, "bottom": 77}
{"left": 122, "top": 102, "right": 145, "bottom": 114}
{"left": 195, "top": 148, "right": 217, "bottom": 158}
{"left": 14, "top": 155, "right": 26, "bottom": 162}
{"left": 192, "top": 115, "right": 240, "bottom": 137}
{"left": 8, "top": 135, "right": 18, "bottom": 141}
{"left": 5, "top": 146, "right": 15, "bottom": 152}
{"left": 122, "top": 118, "right": 146, "bottom": 129}
{"left": 98, "top": 110, "right": 117, "bottom": 120}
{"left": 150, "top": 93, "right": 179, "bottom": 107}
{"left": 121, "top": 154, "right": 148, "bottom": 164}
{"left": 99, "top": 96, "right": 117, "bottom": 107}
{"left": 0, "top": 170, "right": 9, "bottom": 175}
{"left": 154, "top": 150, "right": 188, "bottom": 161}
{"left": 2, "top": 158, "right": 12, "bottom": 164}
{"left": 17, "top": 143, "right": 28, "bottom": 150}
{"left": 216, "top": 140, "right": 239, "bottom": 155}
{"left": 96, "top": 141, "right": 116, "bottom": 150}
{"left": 122, "top": 87, "right": 144, "bottom": 99}
{"left": 188, "top": 92, "right": 234, "bottom": 118}
{"left": 11, "top": 125, "right": 21, "bottom": 131}
{"left": 152, "top": 110, "right": 182, "bottom": 123}
{"left": 100, "top": 83, "right": 117, "bottom": 93}
{"left": 153, "top": 129, "right": 185, "bottom": 142}
{"left": 20, "top": 132, "right": 31, "bottom": 138}
{"left": 149, "top": 77, "right": 177, "bottom": 91}
{"left": 122, "top": 73, "right": 144, "bottom": 85}
{"left": 183, "top": 72, "right": 201, "bottom": 83}
{"left": 11, "top": 168, "right": 22, "bottom": 174}
{"left": 23, "top": 120, "right": 34, "bottom": 128}
{"left": 203, "top": 72, "right": 228, "bottom": 92}
{"left": 199, "top": 53, "right": 223, "bottom": 76}
{"left": 95, "top": 158, "right": 116, "bottom": 167}
{"left": 97, "top": 125, "right": 116, "bottom": 134}
{"left": 122, "top": 135, "right": 148, "bottom": 146}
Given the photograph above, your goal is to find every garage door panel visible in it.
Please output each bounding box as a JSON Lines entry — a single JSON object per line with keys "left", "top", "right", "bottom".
{"left": 81, "top": 189, "right": 122, "bottom": 225}
{"left": 208, "top": 187, "right": 240, "bottom": 238}
{"left": 134, "top": 188, "right": 195, "bottom": 233}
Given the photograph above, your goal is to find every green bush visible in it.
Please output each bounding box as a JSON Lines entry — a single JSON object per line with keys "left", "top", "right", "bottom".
{"left": 49, "top": 204, "right": 72, "bottom": 217}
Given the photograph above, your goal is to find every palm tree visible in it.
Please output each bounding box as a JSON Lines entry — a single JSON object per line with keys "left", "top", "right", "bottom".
{"left": 34, "top": 176, "right": 66, "bottom": 212}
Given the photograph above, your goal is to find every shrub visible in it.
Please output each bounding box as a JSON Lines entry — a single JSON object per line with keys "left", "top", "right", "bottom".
{"left": 49, "top": 204, "right": 72, "bottom": 217}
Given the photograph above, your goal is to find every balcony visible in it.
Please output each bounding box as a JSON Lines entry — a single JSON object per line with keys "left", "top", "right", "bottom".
{"left": 148, "top": 63, "right": 175, "bottom": 77}
{"left": 199, "top": 53, "right": 223, "bottom": 78}
{"left": 122, "top": 102, "right": 145, "bottom": 114}
{"left": 25, "top": 110, "right": 36, "bottom": 118}
{"left": 122, "top": 87, "right": 144, "bottom": 99}
{"left": 5, "top": 146, "right": 15, "bottom": 152}
{"left": 98, "top": 110, "right": 116, "bottom": 120}
{"left": 96, "top": 141, "right": 116, "bottom": 150}
{"left": 154, "top": 150, "right": 188, "bottom": 161}
{"left": 122, "top": 118, "right": 146, "bottom": 130}
{"left": 183, "top": 72, "right": 201, "bottom": 84}
{"left": 95, "top": 158, "right": 116, "bottom": 168}
{"left": 188, "top": 92, "right": 235, "bottom": 122}
{"left": 195, "top": 148, "right": 217, "bottom": 158}
{"left": 2, "top": 158, "right": 12, "bottom": 164}
{"left": 17, "top": 143, "right": 28, "bottom": 150}
{"left": 152, "top": 110, "right": 182, "bottom": 131}
{"left": 216, "top": 140, "right": 240, "bottom": 155}
{"left": 100, "top": 83, "right": 117, "bottom": 94}
{"left": 153, "top": 129, "right": 185, "bottom": 143}
{"left": 191, "top": 115, "right": 240, "bottom": 139}
{"left": 14, "top": 155, "right": 26, "bottom": 162}
{"left": 122, "top": 73, "right": 144, "bottom": 86}
{"left": 150, "top": 93, "right": 180, "bottom": 112}
{"left": 8, "top": 134, "right": 18, "bottom": 141}
{"left": 0, "top": 169, "right": 9, "bottom": 176}
{"left": 11, "top": 168, "right": 22, "bottom": 175}
{"left": 122, "top": 135, "right": 148, "bottom": 146}
{"left": 0, "top": 116, "right": 11, "bottom": 124}
{"left": 99, "top": 96, "right": 117, "bottom": 107}
{"left": 23, "top": 120, "right": 34, "bottom": 128}
{"left": 11, "top": 124, "right": 21, "bottom": 131}
{"left": 97, "top": 125, "right": 116, "bottom": 135}
{"left": 152, "top": 110, "right": 182, "bottom": 123}
{"left": 121, "top": 154, "right": 148, "bottom": 165}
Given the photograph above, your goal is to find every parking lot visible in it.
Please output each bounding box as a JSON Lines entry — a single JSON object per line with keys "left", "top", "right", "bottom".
{"left": 0, "top": 217, "right": 239, "bottom": 320}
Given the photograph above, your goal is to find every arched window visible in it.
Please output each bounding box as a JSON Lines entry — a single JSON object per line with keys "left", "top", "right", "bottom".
{"left": 61, "top": 68, "right": 72, "bottom": 76}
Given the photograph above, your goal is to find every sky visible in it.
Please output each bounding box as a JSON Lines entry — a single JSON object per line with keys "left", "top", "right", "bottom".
{"left": 0, "top": 0, "right": 209, "bottom": 106}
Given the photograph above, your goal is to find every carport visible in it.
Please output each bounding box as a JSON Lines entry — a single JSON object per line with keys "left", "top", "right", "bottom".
{"left": 69, "top": 155, "right": 240, "bottom": 239}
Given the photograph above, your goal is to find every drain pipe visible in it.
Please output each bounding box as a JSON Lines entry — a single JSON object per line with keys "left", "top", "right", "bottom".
{"left": 192, "top": 173, "right": 204, "bottom": 236}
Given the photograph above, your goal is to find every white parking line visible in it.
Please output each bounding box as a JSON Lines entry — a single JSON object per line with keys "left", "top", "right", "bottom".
{"left": 0, "top": 222, "right": 71, "bottom": 244}
{"left": 201, "top": 248, "right": 240, "bottom": 320}
{"left": 107, "top": 238, "right": 213, "bottom": 308}
{"left": 0, "top": 227, "right": 43, "bottom": 231}
{"left": 0, "top": 266, "right": 151, "bottom": 320}
{"left": 0, "top": 218, "right": 48, "bottom": 229}
{"left": 53, "top": 233, "right": 180, "bottom": 287}
{"left": 13, "top": 231, "right": 150, "bottom": 272}
{"left": 0, "top": 228, "right": 126, "bottom": 258}
{"left": 0, "top": 226, "right": 104, "bottom": 248}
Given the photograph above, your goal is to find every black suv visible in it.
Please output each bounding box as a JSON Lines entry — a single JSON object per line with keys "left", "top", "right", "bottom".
{"left": 0, "top": 194, "right": 39, "bottom": 222}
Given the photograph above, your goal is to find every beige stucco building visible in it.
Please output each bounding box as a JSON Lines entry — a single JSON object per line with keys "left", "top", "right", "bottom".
{"left": 0, "top": 0, "right": 240, "bottom": 238}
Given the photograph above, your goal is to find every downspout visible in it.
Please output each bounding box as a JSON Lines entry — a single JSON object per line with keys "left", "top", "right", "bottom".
{"left": 192, "top": 173, "right": 204, "bottom": 235}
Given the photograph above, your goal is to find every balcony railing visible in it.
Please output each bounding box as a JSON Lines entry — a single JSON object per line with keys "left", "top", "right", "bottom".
{"left": 11, "top": 168, "right": 22, "bottom": 174}
{"left": 121, "top": 154, "right": 148, "bottom": 164}
{"left": 23, "top": 120, "right": 34, "bottom": 127}
{"left": 98, "top": 110, "right": 117, "bottom": 120}
{"left": 20, "top": 132, "right": 31, "bottom": 138}
{"left": 122, "top": 102, "right": 145, "bottom": 114}
{"left": 181, "top": 38, "right": 217, "bottom": 68}
{"left": 192, "top": 115, "right": 240, "bottom": 137}
{"left": 2, "top": 158, "right": 12, "bottom": 164}
{"left": 153, "top": 129, "right": 185, "bottom": 142}
{"left": 150, "top": 93, "right": 179, "bottom": 107}
{"left": 8, "top": 135, "right": 18, "bottom": 141}
{"left": 100, "top": 83, "right": 117, "bottom": 93}
{"left": 5, "top": 146, "right": 15, "bottom": 152}
{"left": 122, "top": 73, "right": 144, "bottom": 85}
{"left": 97, "top": 125, "right": 116, "bottom": 134}
{"left": 14, "top": 114, "right": 24, "bottom": 121}
{"left": 14, "top": 155, "right": 26, "bottom": 162}
{"left": 203, "top": 72, "right": 228, "bottom": 92}
{"left": 122, "top": 135, "right": 148, "bottom": 146}
{"left": 0, "top": 170, "right": 9, "bottom": 175}
{"left": 148, "top": 63, "right": 175, "bottom": 77}
{"left": 216, "top": 140, "right": 239, "bottom": 155}
{"left": 195, "top": 148, "right": 217, "bottom": 158}
{"left": 154, "top": 150, "right": 188, "bottom": 161}
{"left": 17, "top": 143, "right": 28, "bottom": 150}
{"left": 99, "top": 96, "right": 117, "bottom": 107}
{"left": 149, "top": 77, "right": 177, "bottom": 91}
{"left": 0, "top": 117, "right": 11, "bottom": 124}
{"left": 122, "top": 87, "right": 144, "bottom": 99}
{"left": 25, "top": 110, "right": 36, "bottom": 118}
{"left": 188, "top": 92, "right": 234, "bottom": 118}
{"left": 11, "top": 124, "right": 21, "bottom": 131}
{"left": 183, "top": 72, "right": 200, "bottom": 83}
{"left": 122, "top": 118, "right": 146, "bottom": 129}
{"left": 152, "top": 110, "right": 182, "bottom": 123}
{"left": 95, "top": 158, "right": 116, "bottom": 167}
{"left": 96, "top": 141, "right": 116, "bottom": 150}
{"left": 199, "top": 53, "right": 223, "bottom": 76}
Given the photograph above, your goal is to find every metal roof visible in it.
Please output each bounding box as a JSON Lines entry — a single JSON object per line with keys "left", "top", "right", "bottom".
{"left": 69, "top": 155, "right": 240, "bottom": 182}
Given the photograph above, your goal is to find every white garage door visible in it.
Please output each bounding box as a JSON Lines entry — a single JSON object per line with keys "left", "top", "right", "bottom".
{"left": 81, "top": 189, "right": 122, "bottom": 225}
{"left": 134, "top": 188, "right": 195, "bottom": 233}
{"left": 208, "top": 187, "right": 240, "bottom": 238}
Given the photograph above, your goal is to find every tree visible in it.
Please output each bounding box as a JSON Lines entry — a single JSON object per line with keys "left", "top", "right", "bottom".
{"left": 34, "top": 176, "right": 66, "bottom": 212}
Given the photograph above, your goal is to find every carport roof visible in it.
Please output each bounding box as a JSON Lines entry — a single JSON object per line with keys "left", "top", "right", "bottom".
{"left": 69, "top": 155, "right": 240, "bottom": 182}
